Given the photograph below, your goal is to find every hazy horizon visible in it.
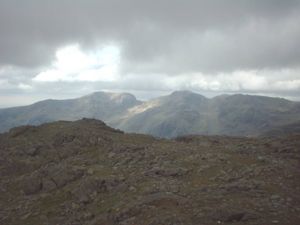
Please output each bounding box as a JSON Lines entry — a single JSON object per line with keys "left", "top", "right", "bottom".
{"left": 1, "top": 89, "right": 299, "bottom": 109}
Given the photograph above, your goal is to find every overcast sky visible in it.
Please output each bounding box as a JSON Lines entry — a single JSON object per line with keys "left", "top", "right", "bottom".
{"left": 0, "top": 0, "right": 300, "bottom": 107}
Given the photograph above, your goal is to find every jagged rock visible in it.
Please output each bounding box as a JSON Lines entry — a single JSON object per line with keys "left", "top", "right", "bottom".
{"left": 24, "top": 145, "right": 41, "bottom": 156}
{"left": 53, "top": 134, "right": 76, "bottom": 146}
{"left": 42, "top": 165, "right": 84, "bottom": 189}
{"left": 72, "top": 176, "right": 124, "bottom": 204}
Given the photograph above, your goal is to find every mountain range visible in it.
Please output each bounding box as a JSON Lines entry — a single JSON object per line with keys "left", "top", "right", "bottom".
{"left": 0, "top": 91, "right": 299, "bottom": 137}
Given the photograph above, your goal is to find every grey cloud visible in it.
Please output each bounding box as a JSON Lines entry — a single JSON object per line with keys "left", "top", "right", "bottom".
{"left": 0, "top": 0, "right": 300, "bottom": 106}
{"left": 121, "top": 12, "right": 300, "bottom": 74}
{"left": 1, "top": 0, "right": 300, "bottom": 72}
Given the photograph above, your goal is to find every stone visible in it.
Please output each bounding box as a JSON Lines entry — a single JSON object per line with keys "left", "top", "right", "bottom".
{"left": 79, "top": 194, "right": 91, "bottom": 205}
{"left": 2, "top": 119, "right": 300, "bottom": 225}
{"left": 108, "top": 152, "right": 116, "bottom": 158}
{"left": 22, "top": 176, "right": 43, "bottom": 195}
{"left": 24, "top": 146, "right": 41, "bottom": 157}
{"left": 41, "top": 178, "right": 57, "bottom": 192}
{"left": 224, "top": 213, "right": 245, "bottom": 222}
{"left": 257, "top": 156, "right": 266, "bottom": 162}
{"left": 83, "top": 211, "right": 95, "bottom": 220}
{"left": 87, "top": 168, "right": 94, "bottom": 175}
{"left": 271, "top": 195, "right": 280, "bottom": 201}
{"left": 45, "top": 165, "right": 84, "bottom": 189}
{"left": 129, "top": 186, "right": 137, "bottom": 192}
{"left": 71, "top": 202, "right": 80, "bottom": 210}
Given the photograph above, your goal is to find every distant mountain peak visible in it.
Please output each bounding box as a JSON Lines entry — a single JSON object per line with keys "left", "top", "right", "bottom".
{"left": 109, "top": 92, "right": 137, "bottom": 102}
{"left": 81, "top": 91, "right": 140, "bottom": 105}
{"left": 169, "top": 90, "right": 206, "bottom": 99}
{"left": 86, "top": 91, "right": 135, "bottom": 98}
{"left": 171, "top": 90, "right": 195, "bottom": 95}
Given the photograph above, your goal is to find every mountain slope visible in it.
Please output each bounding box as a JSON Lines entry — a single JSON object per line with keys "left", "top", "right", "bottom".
{"left": 117, "top": 91, "right": 300, "bottom": 137}
{"left": 1, "top": 119, "right": 300, "bottom": 225}
{"left": 0, "top": 92, "right": 141, "bottom": 133}
{"left": 116, "top": 91, "right": 213, "bottom": 137}
{"left": 0, "top": 91, "right": 299, "bottom": 137}
{"left": 213, "top": 94, "right": 300, "bottom": 136}
{"left": 261, "top": 121, "right": 300, "bottom": 137}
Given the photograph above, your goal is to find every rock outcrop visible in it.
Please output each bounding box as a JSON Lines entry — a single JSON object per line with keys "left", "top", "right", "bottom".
{"left": 0, "top": 119, "right": 300, "bottom": 225}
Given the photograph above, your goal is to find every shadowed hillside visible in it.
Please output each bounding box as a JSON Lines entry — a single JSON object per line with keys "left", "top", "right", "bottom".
{"left": 116, "top": 91, "right": 300, "bottom": 137}
{"left": 0, "top": 91, "right": 299, "bottom": 137}
{"left": 0, "top": 92, "right": 141, "bottom": 133}
{"left": 1, "top": 119, "right": 300, "bottom": 225}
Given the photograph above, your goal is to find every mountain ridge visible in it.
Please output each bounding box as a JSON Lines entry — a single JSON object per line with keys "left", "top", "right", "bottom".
{"left": 0, "top": 91, "right": 299, "bottom": 137}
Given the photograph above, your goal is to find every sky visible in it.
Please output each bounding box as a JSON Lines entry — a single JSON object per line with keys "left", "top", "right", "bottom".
{"left": 0, "top": 0, "right": 300, "bottom": 107}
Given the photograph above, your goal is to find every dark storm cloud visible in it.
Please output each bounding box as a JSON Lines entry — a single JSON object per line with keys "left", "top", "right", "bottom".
{"left": 1, "top": 0, "right": 300, "bottom": 73}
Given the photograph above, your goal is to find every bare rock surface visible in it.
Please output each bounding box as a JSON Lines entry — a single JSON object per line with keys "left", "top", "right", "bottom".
{"left": 0, "top": 119, "right": 300, "bottom": 225}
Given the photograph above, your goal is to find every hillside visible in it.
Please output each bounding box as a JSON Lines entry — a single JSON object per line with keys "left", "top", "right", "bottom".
{"left": 0, "top": 119, "right": 300, "bottom": 225}
{"left": 0, "top": 92, "right": 141, "bottom": 133}
{"left": 0, "top": 91, "right": 299, "bottom": 137}
{"left": 116, "top": 91, "right": 300, "bottom": 137}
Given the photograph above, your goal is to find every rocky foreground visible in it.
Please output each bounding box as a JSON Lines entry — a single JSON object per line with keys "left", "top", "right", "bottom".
{"left": 0, "top": 119, "right": 299, "bottom": 225}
